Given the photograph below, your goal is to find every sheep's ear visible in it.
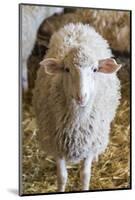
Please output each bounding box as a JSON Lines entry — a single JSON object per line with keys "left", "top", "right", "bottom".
{"left": 40, "top": 58, "right": 63, "bottom": 75}
{"left": 98, "top": 58, "right": 122, "bottom": 74}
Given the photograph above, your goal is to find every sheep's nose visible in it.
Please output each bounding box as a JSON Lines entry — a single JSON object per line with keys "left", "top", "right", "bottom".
{"left": 76, "top": 93, "right": 87, "bottom": 104}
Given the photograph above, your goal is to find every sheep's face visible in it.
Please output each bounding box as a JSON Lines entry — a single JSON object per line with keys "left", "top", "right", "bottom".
{"left": 40, "top": 48, "right": 121, "bottom": 107}
{"left": 61, "top": 48, "right": 98, "bottom": 107}
{"left": 62, "top": 61, "right": 96, "bottom": 107}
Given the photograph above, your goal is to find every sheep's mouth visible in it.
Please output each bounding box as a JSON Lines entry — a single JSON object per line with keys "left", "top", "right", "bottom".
{"left": 76, "top": 101, "right": 87, "bottom": 107}
{"left": 73, "top": 99, "right": 88, "bottom": 107}
{"left": 69, "top": 95, "right": 87, "bottom": 107}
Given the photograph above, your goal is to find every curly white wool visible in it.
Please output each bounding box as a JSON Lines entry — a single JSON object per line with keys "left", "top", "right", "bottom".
{"left": 33, "top": 23, "right": 121, "bottom": 163}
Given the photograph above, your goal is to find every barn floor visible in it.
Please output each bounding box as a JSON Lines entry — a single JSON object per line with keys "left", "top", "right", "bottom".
{"left": 21, "top": 55, "right": 130, "bottom": 194}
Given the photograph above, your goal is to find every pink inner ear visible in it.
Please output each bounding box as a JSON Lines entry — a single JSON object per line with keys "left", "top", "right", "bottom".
{"left": 98, "top": 58, "right": 121, "bottom": 74}
{"left": 40, "top": 58, "right": 63, "bottom": 75}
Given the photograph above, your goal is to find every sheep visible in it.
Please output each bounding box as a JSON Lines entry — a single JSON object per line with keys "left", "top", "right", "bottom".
{"left": 21, "top": 4, "right": 63, "bottom": 92}
{"left": 33, "top": 23, "right": 121, "bottom": 192}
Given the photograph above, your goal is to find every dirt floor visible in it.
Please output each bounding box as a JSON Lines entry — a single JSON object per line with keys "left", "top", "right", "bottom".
{"left": 21, "top": 54, "right": 130, "bottom": 194}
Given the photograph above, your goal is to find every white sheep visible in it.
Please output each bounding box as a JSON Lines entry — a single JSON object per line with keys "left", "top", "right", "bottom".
{"left": 33, "top": 23, "right": 121, "bottom": 192}
{"left": 21, "top": 5, "right": 63, "bottom": 91}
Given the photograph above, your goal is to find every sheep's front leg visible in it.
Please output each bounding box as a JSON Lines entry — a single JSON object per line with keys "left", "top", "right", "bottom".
{"left": 56, "top": 157, "right": 68, "bottom": 192}
{"left": 80, "top": 155, "right": 93, "bottom": 190}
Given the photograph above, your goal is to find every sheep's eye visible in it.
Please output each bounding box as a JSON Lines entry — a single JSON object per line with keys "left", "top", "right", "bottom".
{"left": 93, "top": 68, "right": 97, "bottom": 72}
{"left": 65, "top": 68, "right": 70, "bottom": 73}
